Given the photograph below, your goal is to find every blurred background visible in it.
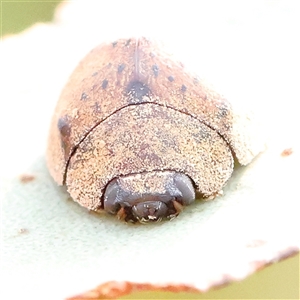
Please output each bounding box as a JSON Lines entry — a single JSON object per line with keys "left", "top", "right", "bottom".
{"left": 1, "top": 1, "right": 60, "bottom": 37}
{"left": 1, "top": 1, "right": 299, "bottom": 299}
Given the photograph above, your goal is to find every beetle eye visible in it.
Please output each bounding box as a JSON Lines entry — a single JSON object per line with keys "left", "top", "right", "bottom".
{"left": 172, "top": 173, "right": 195, "bottom": 206}
{"left": 103, "top": 179, "right": 122, "bottom": 214}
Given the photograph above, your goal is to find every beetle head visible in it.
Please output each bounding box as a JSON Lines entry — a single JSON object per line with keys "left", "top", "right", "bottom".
{"left": 103, "top": 171, "right": 195, "bottom": 223}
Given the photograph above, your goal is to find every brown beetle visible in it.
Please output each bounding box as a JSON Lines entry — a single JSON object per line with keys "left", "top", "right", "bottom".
{"left": 47, "top": 37, "right": 259, "bottom": 223}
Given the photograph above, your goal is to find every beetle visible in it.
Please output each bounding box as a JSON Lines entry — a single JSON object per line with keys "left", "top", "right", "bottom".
{"left": 47, "top": 37, "right": 259, "bottom": 223}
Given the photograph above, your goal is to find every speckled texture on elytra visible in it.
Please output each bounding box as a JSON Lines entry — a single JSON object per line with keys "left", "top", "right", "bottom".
{"left": 47, "top": 38, "right": 236, "bottom": 184}
{"left": 47, "top": 37, "right": 259, "bottom": 213}
{"left": 67, "top": 104, "right": 233, "bottom": 209}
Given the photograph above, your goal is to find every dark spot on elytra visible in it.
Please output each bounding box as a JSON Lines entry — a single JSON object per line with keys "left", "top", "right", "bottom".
{"left": 118, "top": 64, "right": 125, "bottom": 73}
{"left": 92, "top": 102, "right": 101, "bottom": 113}
{"left": 58, "top": 116, "right": 72, "bottom": 159}
{"left": 139, "top": 152, "right": 162, "bottom": 165}
{"left": 112, "top": 41, "right": 118, "bottom": 47}
{"left": 126, "top": 81, "right": 151, "bottom": 103}
{"left": 102, "top": 79, "right": 108, "bottom": 89}
{"left": 193, "top": 77, "right": 199, "bottom": 85}
{"left": 181, "top": 84, "right": 187, "bottom": 92}
{"left": 125, "top": 39, "right": 131, "bottom": 46}
{"left": 58, "top": 116, "right": 71, "bottom": 138}
{"left": 80, "top": 92, "right": 88, "bottom": 100}
{"left": 92, "top": 72, "right": 98, "bottom": 77}
{"left": 139, "top": 143, "right": 150, "bottom": 151}
{"left": 217, "top": 104, "right": 229, "bottom": 118}
{"left": 168, "top": 76, "right": 174, "bottom": 82}
{"left": 162, "top": 138, "right": 180, "bottom": 152}
{"left": 191, "top": 129, "right": 211, "bottom": 142}
{"left": 152, "top": 65, "right": 159, "bottom": 77}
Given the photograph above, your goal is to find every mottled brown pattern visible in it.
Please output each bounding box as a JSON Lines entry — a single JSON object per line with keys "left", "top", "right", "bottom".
{"left": 46, "top": 37, "right": 262, "bottom": 214}
{"left": 46, "top": 37, "right": 236, "bottom": 185}
{"left": 66, "top": 104, "right": 233, "bottom": 210}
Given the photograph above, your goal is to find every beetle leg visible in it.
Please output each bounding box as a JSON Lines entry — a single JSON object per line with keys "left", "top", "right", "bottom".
{"left": 167, "top": 200, "right": 183, "bottom": 220}
{"left": 117, "top": 207, "right": 126, "bottom": 221}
